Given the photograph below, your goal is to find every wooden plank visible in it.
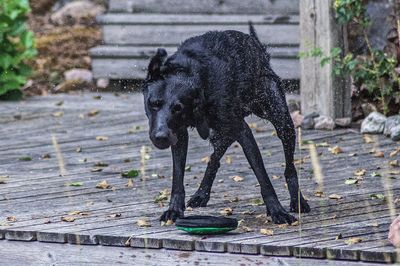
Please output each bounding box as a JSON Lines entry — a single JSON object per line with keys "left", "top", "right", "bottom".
{"left": 102, "top": 24, "right": 299, "bottom": 46}
{"left": 91, "top": 57, "right": 300, "bottom": 80}
{"left": 97, "top": 14, "right": 300, "bottom": 25}
{"left": 300, "top": 0, "right": 351, "bottom": 118}
{"left": 108, "top": 0, "right": 300, "bottom": 15}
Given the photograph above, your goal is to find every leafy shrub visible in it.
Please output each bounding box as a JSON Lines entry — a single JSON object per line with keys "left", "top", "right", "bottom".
{"left": 0, "top": 0, "right": 37, "bottom": 100}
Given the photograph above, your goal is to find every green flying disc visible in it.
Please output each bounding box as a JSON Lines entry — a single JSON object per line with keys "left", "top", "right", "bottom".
{"left": 175, "top": 215, "right": 238, "bottom": 235}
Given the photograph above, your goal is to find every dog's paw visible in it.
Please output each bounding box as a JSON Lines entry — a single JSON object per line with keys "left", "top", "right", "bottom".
{"left": 160, "top": 193, "right": 185, "bottom": 222}
{"left": 270, "top": 208, "right": 297, "bottom": 225}
{"left": 187, "top": 190, "right": 210, "bottom": 208}
{"left": 290, "top": 196, "right": 311, "bottom": 213}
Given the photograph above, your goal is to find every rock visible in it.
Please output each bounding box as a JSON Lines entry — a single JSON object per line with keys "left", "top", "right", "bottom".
{"left": 96, "top": 78, "right": 109, "bottom": 89}
{"left": 290, "top": 111, "right": 304, "bottom": 128}
{"left": 50, "top": 0, "right": 105, "bottom": 25}
{"left": 361, "top": 103, "right": 377, "bottom": 117}
{"left": 314, "top": 116, "right": 335, "bottom": 130}
{"left": 64, "top": 68, "right": 93, "bottom": 83}
{"left": 391, "top": 125, "right": 400, "bottom": 141}
{"left": 384, "top": 115, "right": 400, "bottom": 136}
{"left": 301, "top": 112, "right": 319, "bottom": 130}
{"left": 361, "top": 111, "right": 387, "bottom": 134}
{"left": 335, "top": 117, "right": 352, "bottom": 128}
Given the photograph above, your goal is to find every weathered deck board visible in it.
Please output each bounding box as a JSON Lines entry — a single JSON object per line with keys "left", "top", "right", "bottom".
{"left": 1, "top": 93, "right": 399, "bottom": 263}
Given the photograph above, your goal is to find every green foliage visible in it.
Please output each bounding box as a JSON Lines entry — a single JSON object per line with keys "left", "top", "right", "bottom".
{"left": 0, "top": 0, "right": 37, "bottom": 100}
{"left": 301, "top": 0, "right": 400, "bottom": 115}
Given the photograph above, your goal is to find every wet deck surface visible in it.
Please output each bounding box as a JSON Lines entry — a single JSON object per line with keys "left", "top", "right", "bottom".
{"left": 0, "top": 93, "right": 399, "bottom": 264}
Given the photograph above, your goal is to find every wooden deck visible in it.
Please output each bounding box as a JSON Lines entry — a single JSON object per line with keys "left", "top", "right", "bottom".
{"left": 0, "top": 93, "right": 399, "bottom": 264}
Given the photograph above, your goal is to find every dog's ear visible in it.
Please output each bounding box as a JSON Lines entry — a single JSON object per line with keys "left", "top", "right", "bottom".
{"left": 146, "top": 48, "right": 167, "bottom": 81}
{"left": 193, "top": 92, "right": 210, "bottom": 140}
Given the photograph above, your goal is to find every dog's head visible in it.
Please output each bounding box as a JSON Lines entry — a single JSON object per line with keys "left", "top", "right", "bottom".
{"left": 141, "top": 48, "right": 209, "bottom": 150}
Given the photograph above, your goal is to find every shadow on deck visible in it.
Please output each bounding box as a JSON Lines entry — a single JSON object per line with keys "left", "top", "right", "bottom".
{"left": 0, "top": 93, "right": 399, "bottom": 264}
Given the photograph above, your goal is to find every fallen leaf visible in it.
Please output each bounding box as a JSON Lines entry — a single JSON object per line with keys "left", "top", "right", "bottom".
{"left": 76, "top": 146, "right": 82, "bottom": 153}
{"left": 354, "top": 169, "right": 367, "bottom": 176}
{"left": 314, "top": 191, "right": 324, "bottom": 197}
{"left": 390, "top": 149, "right": 399, "bottom": 157}
{"left": 345, "top": 179, "right": 358, "bottom": 185}
{"left": 250, "top": 198, "right": 264, "bottom": 206}
{"left": 126, "top": 179, "right": 134, "bottom": 188}
{"left": 0, "top": 175, "right": 9, "bottom": 184}
{"left": 154, "top": 189, "right": 170, "bottom": 203}
{"left": 87, "top": 109, "right": 100, "bottom": 117}
{"left": 348, "top": 153, "right": 357, "bottom": 157}
{"left": 394, "top": 198, "right": 400, "bottom": 205}
{"left": 96, "top": 180, "right": 111, "bottom": 189}
{"left": 96, "top": 136, "right": 108, "bottom": 141}
{"left": 19, "top": 156, "right": 32, "bottom": 161}
{"left": 41, "top": 153, "right": 51, "bottom": 159}
{"left": 370, "top": 193, "right": 385, "bottom": 200}
{"left": 241, "top": 226, "right": 254, "bottom": 232}
{"left": 108, "top": 213, "right": 122, "bottom": 218}
{"left": 68, "top": 211, "right": 90, "bottom": 216}
{"left": 6, "top": 216, "right": 17, "bottom": 222}
{"left": 390, "top": 160, "right": 399, "bottom": 167}
{"left": 67, "top": 182, "right": 83, "bottom": 187}
{"left": 225, "top": 155, "right": 232, "bottom": 164}
{"left": 201, "top": 156, "right": 210, "bottom": 163}
{"left": 121, "top": 169, "right": 140, "bottom": 178}
{"left": 363, "top": 135, "right": 374, "bottom": 143}
{"left": 260, "top": 229, "right": 274, "bottom": 235}
{"left": 94, "top": 162, "right": 109, "bottom": 167}
{"left": 248, "top": 123, "right": 257, "bottom": 129}
{"left": 185, "top": 165, "right": 192, "bottom": 172}
{"left": 371, "top": 172, "right": 381, "bottom": 177}
{"left": 43, "top": 219, "right": 51, "bottom": 224}
{"left": 220, "top": 207, "right": 233, "bottom": 216}
{"left": 367, "top": 222, "right": 379, "bottom": 227}
{"left": 230, "top": 197, "right": 239, "bottom": 203}
{"left": 278, "top": 224, "right": 288, "bottom": 229}
{"left": 232, "top": 175, "right": 244, "bottom": 182}
{"left": 91, "top": 167, "right": 103, "bottom": 172}
{"left": 291, "top": 221, "right": 300, "bottom": 226}
{"left": 374, "top": 151, "right": 385, "bottom": 158}
{"left": 344, "top": 237, "right": 362, "bottom": 245}
{"left": 52, "top": 111, "right": 63, "bottom": 117}
{"left": 329, "top": 194, "right": 342, "bottom": 200}
{"left": 272, "top": 175, "right": 281, "bottom": 180}
{"left": 55, "top": 100, "right": 64, "bottom": 106}
{"left": 137, "top": 218, "right": 151, "bottom": 227}
{"left": 329, "top": 146, "right": 343, "bottom": 155}
{"left": 186, "top": 207, "right": 193, "bottom": 211}
{"left": 61, "top": 216, "right": 75, "bottom": 222}
{"left": 335, "top": 233, "right": 343, "bottom": 240}
{"left": 93, "top": 95, "right": 102, "bottom": 100}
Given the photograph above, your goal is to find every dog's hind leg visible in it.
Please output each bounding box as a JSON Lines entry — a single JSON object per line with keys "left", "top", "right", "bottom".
{"left": 187, "top": 135, "right": 234, "bottom": 208}
{"left": 237, "top": 122, "right": 297, "bottom": 224}
{"left": 254, "top": 80, "right": 310, "bottom": 214}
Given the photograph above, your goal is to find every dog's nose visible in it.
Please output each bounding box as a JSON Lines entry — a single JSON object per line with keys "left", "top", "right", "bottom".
{"left": 154, "top": 131, "right": 169, "bottom": 143}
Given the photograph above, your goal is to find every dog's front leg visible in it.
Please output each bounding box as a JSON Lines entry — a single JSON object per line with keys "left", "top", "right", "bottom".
{"left": 237, "top": 122, "right": 297, "bottom": 225}
{"left": 160, "top": 129, "right": 188, "bottom": 222}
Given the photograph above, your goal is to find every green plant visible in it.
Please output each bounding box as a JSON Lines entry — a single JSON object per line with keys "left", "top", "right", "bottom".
{"left": 301, "top": 0, "right": 400, "bottom": 115}
{"left": 0, "top": 0, "right": 37, "bottom": 100}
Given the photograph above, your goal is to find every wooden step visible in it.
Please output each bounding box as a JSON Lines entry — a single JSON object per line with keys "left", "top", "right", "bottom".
{"left": 90, "top": 45, "right": 300, "bottom": 80}
{"left": 108, "top": 0, "right": 299, "bottom": 15}
{"left": 98, "top": 14, "right": 299, "bottom": 46}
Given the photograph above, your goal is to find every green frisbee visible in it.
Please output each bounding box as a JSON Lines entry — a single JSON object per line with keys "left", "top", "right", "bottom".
{"left": 175, "top": 215, "right": 238, "bottom": 235}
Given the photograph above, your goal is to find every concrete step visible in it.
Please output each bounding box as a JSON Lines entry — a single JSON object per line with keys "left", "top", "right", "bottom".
{"left": 98, "top": 14, "right": 299, "bottom": 46}
{"left": 108, "top": 0, "right": 299, "bottom": 15}
{"left": 90, "top": 45, "right": 300, "bottom": 80}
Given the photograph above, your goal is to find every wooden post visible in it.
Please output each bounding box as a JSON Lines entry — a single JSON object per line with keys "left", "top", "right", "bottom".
{"left": 300, "top": 0, "right": 351, "bottom": 119}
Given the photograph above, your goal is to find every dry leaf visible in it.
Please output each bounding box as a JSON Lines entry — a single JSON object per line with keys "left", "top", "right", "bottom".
{"left": 272, "top": 175, "right": 281, "bottom": 180}
{"left": 241, "top": 226, "right": 254, "bottom": 232}
{"left": 367, "top": 222, "right": 379, "bottom": 227}
{"left": 329, "top": 146, "right": 343, "bottom": 155}
{"left": 126, "top": 179, "right": 134, "bottom": 188}
{"left": 278, "top": 224, "right": 288, "bottom": 229}
{"left": 363, "top": 135, "right": 374, "bottom": 143}
{"left": 394, "top": 198, "right": 400, "bottom": 205}
{"left": 250, "top": 198, "right": 264, "bottom": 206}
{"left": 91, "top": 167, "right": 103, "bottom": 172}
{"left": 225, "top": 155, "right": 232, "bottom": 164}
{"left": 186, "top": 207, "right": 193, "bottom": 211}
{"left": 345, "top": 179, "right": 358, "bottom": 185}
{"left": 329, "top": 194, "right": 342, "bottom": 200}
{"left": 232, "top": 175, "right": 244, "bottom": 182}
{"left": 137, "top": 218, "right": 151, "bottom": 227}
{"left": 220, "top": 207, "right": 233, "bottom": 216}
{"left": 335, "top": 233, "right": 343, "bottom": 240}
{"left": 76, "top": 146, "right": 82, "bottom": 153}
{"left": 354, "top": 169, "right": 366, "bottom": 176}
{"left": 314, "top": 191, "right": 324, "bottom": 197}
{"left": 390, "top": 149, "right": 399, "bottom": 157}
{"left": 260, "top": 229, "right": 274, "bottom": 235}
{"left": 374, "top": 151, "right": 385, "bottom": 158}
{"left": 52, "top": 111, "right": 63, "bottom": 117}
{"left": 248, "top": 123, "right": 257, "bottom": 129}
{"left": 96, "top": 180, "right": 111, "bottom": 189}
{"left": 108, "top": 213, "right": 122, "bottom": 218}
{"left": 6, "top": 216, "right": 17, "bottom": 222}
{"left": 87, "top": 109, "right": 100, "bottom": 117}
{"left": 390, "top": 160, "right": 399, "bottom": 167}
{"left": 61, "top": 216, "right": 75, "bottom": 222}
{"left": 154, "top": 189, "right": 170, "bottom": 203}
{"left": 201, "top": 156, "right": 210, "bottom": 163}
{"left": 345, "top": 237, "right": 362, "bottom": 245}
{"left": 96, "top": 136, "right": 108, "bottom": 141}
{"left": 291, "top": 221, "right": 300, "bottom": 226}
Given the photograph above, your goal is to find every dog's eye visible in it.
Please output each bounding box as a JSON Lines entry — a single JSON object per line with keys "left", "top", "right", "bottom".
{"left": 149, "top": 99, "right": 163, "bottom": 110}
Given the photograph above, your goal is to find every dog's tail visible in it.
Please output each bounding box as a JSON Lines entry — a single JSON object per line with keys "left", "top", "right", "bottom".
{"left": 249, "top": 21, "right": 271, "bottom": 63}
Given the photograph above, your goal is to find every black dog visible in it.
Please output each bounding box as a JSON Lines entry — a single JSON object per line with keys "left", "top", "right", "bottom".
{"left": 141, "top": 24, "right": 310, "bottom": 224}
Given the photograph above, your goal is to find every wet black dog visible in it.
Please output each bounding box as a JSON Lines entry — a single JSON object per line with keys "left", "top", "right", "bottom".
{"left": 141, "top": 24, "right": 310, "bottom": 224}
